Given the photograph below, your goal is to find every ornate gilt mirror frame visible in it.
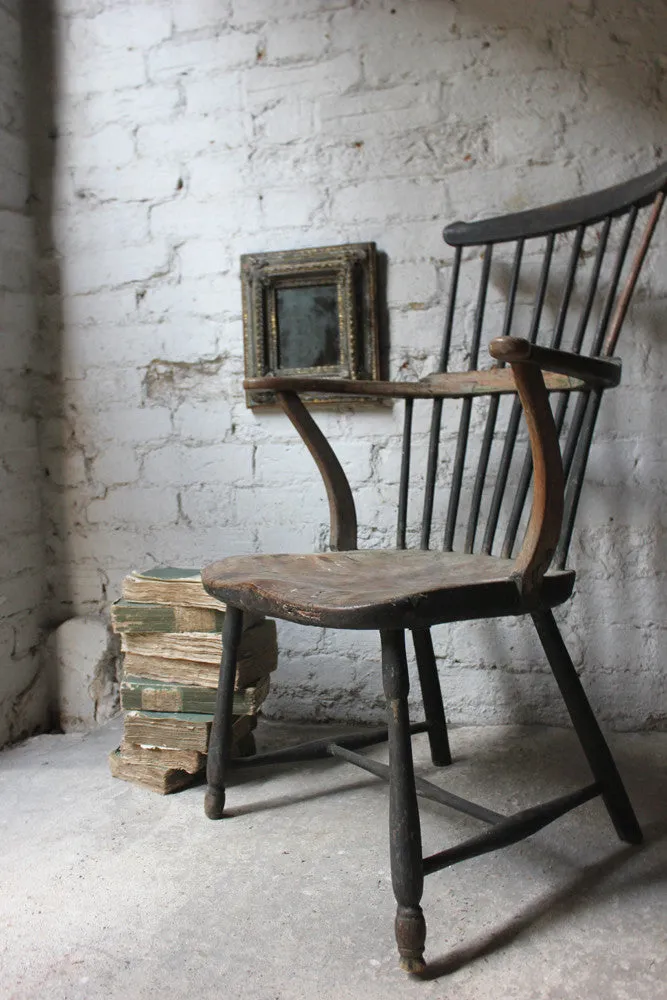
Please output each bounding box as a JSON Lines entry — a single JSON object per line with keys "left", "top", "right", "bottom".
{"left": 241, "top": 243, "right": 380, "bottom": 406}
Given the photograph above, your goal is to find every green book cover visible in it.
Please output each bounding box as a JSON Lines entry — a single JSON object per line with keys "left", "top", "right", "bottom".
{"left": 120, "top": 675, "right": 270, "bottom": 715}
{"left": 111, "top": 599, "right": 227, "bottom": 634}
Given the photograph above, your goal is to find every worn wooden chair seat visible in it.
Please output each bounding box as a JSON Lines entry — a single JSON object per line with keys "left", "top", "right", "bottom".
{"left": 202, "top": 161, "right": 666, "bottom": 974}
{"left": 203, "top": 550, "right": 575, "bottom": 630}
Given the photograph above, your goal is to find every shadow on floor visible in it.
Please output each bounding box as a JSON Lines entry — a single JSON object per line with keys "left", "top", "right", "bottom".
{"left": 421, "top": 817, "right": 667, "bottom": 979}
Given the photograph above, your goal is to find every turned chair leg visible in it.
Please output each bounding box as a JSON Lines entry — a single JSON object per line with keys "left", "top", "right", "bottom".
{"left": 412, "top": 627, "right": 452, "bottom": 766}
{"left": 381, "top": 629, "right": 426, "bottom": 974}
{"left": 205, "top": 606, "right": 244, "bottom": 820}
{"left": 532, "top": 609, "right": 642, "bottom": 845}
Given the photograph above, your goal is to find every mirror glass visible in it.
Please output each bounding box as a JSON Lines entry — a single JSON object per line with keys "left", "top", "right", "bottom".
{"left": 276, "top": 284, "right": 340, "bottom": 369}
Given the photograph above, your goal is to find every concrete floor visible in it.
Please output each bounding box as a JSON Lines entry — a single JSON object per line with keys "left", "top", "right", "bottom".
{"left": 1, "top": 718, "right": 666, "bottom": 1000}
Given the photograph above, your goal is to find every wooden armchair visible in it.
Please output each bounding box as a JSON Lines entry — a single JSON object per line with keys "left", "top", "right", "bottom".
{"left": 202, "top": 162, "right": 666, "bottom": 973}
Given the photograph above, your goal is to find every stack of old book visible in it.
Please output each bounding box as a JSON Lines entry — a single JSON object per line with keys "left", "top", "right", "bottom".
{"left": 109, "top": 567, "right": 277, "bottom": 794}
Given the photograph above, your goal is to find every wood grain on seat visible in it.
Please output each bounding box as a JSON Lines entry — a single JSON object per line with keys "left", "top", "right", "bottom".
{"left": 203, "top": 550, "right": 574, "bottom": 630}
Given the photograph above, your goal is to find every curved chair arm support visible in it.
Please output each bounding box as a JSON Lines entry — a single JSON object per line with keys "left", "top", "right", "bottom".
{"left": 275, "top": 390, "right": 357, "bottom": 551}
{"left": 488, "top": 338, "right": 565, "bottom": 598}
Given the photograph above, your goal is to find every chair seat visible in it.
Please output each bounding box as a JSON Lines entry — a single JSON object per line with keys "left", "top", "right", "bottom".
{"left": 202, "top": 550, "right": 575, "bottom": 630}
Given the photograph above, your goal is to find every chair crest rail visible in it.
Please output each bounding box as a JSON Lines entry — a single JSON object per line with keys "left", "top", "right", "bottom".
{"left": 444, "top": 161, "right": 667, "bottom": 246}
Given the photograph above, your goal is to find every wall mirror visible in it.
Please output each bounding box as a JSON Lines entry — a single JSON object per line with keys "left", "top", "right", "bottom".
{"left": 241, "top": 243, "right": 380, "bottom": 406}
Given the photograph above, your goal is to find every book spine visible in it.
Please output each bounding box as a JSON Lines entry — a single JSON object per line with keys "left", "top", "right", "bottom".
{"left": 109, "top": 749, "right": 202, "bottom": 794}
{"left": 111, "top": 602, "right": 227, "bottom": 634}
{"left": 120, "top": 676, "right": 270, "bottom": 714}
{"left": 120, "top": 619, "right": 278, "bottom": 664}
{"left": 120, "top": 652, "right": 275, "bottom": 689}
{"left": 123, "top": 711, "right": 255, "bottom": 752}
{"left": 121, "top": 579, "right": 228, "bottom": 611}
{"left": 119, "top": 740, "right": 205, "bottom": 773}
{"left": 120, "top": 631, "right": 222, "bottom": 660}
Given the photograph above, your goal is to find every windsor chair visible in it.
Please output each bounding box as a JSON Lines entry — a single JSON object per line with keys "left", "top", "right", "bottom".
{"left": 202, "top": 162, "right": 666, "bottom": 973}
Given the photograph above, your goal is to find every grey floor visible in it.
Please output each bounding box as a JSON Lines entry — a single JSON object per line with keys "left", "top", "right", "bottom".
{"left": 1, "top": 717, "right": 666, "bottom": 1000}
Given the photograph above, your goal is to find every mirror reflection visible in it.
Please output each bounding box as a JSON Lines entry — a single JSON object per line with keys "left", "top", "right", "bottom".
{"left": 276, "top": 285, "right": 340, "bottom": 369}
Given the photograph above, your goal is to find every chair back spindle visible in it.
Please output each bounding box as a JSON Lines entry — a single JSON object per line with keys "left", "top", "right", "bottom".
{"left": 395, "top": 163, "right": 667, "bottom": 571}
{"left": 443, "top": 243, "right": 493, "bottom": 552}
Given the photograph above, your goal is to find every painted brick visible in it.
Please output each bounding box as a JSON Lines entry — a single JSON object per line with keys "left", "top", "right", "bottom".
{"left": 61, "top": 242, "right": 171, "bottom": 296}
{"left": 173, "top": 0, "right": 232, "bottom": 33}
{"left": 173, "top": 401, "right": 234, "bottom": 440}
{"left": 331, "top": 179, "right": 447, "bottom": 223}
{"left": 362, "top": 38, "right": 479, "bottom": 88}
{"left": 58, "top": 124, "right": 136, "bottom": 170}
{"left": 52, "top": 202, "right": 150, "bottom": 254}
{"left": 329, "top": 4, "right": 459, "bottom": 50}
{"left": 188, "top": 152, "right": 252, "bottom": 200}
{"left": 60, "top": 48, "right": 146, "bottom": 95}
{"left": 141, "top": 442, "right": 253, "bottom": 487}
{"left": 67, "top": 3, "right": 172, "bottom": 53}
{"left": 387, "top": 261, "right": 437, "bottom": 308}
{"left": 80, "top": 406, "right": 172, "bottom": 449}
{"left": 244, "top": 51, "right": 360, "bottom": 97}
{"left": 0, "top": 206, "right": 31, "bottom": 247}
{"left": 175, "top": 485, "right": 241, "bottom": 529}
{"left": 148, "top": 32, "right": 259, "bottom": 80}
{"left": 136, "top": 114, "right": 250, "bottom": 159}
{"left": 254, "top": 441, "right": 370, "bottom": 488}
{"left": 0, "top": 245, "right": 32, "bottom": 292}
{"left": 184, "top": 73, "right": 244, "bottom": 115}
{"left": 319, "top": 82, "right": 442, "bottom": 139}
{"left": 255, "top": 523, "right": 319, "bottom": 554}
{"left": 265, "top": 16, "right": 330, "bottom": 63}
{"left": 259, "top": 186, "right": 325, "bottom": 228}
{"left": 253, "top": 98, "right": 316, "bottom": 145}
{"left": 63, "top": 85, "right": 181, "bottom": 137}
{"left": 134, "top": 275, "right": 243, "bottom": 324}
{"left": 90, "top": 446, "right": 141, "bottom": 486}
{"left": 86, "top": 486, "right": 178, "bottom": 527}
{"left": 73, "top": 162, "right": 183, "bottom": 203}
{"left": 231, "top": 0, "right": 337, "bottom": 24}
{"left": 0, "top": 127, "right": 27, "bottom": 197}
{"left": 492, "top": 113, "right": 566, "bottom": 166}
{"left": 150, "top": 195, "right": 262, "bottom": 241}
{"left": 176, "top": 240, "right": 235, "bottom": 279}
{"left": 48, "top": 450, "right": 88, "bottom": 488}
{"left": 16, "top": 0, "right": 667, "bottom": 738}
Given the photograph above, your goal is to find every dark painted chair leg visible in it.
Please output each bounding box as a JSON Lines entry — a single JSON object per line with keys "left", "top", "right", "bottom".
{"left": 381, "top": 629, "right": 426, "bottom": 974}
{"left": 532, "top": 609, "right": 642, "bottom": 845}
{"left": 205, "top": 606, "right": 244, "bottom": 820}
{"left": 412, "top": 627, "right": 452, "bottom": 767}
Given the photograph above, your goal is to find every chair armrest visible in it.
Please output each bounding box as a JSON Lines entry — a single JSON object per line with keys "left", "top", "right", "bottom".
{"left": 245, "top": 376, "right": 408, "bottom": 396}
{"left": 254, "top": 338, "right": 608, "bottom": 569}
{"left": 488, "top": 337, "right": 621, "bottom": 387}
{"left": 487, "top": 339, "right": 565, "bottom": 598}
{"left": 244, "top": 369, "right": 588, "bottom": 400}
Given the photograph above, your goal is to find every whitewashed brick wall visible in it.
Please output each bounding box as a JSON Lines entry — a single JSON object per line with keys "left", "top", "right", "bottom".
{"left": 0, "top": 0, "right": 48, "bottom": 746}
{"left": 37, "top": 0, "right": 667, "bottom": 730}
